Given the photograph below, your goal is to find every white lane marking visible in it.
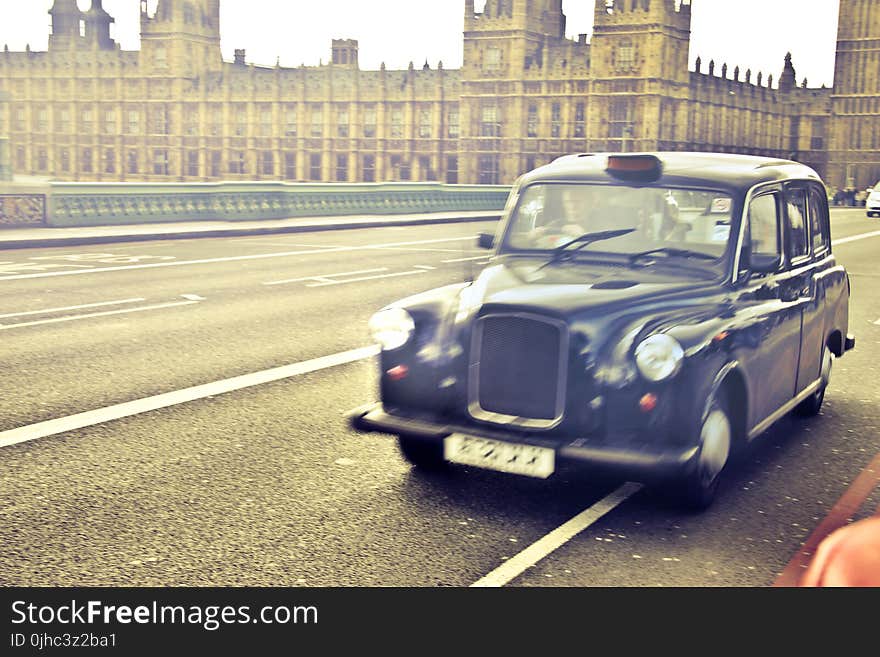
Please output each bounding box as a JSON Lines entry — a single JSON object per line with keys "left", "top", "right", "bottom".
{"left": 283, "top": 243, "right": 351, "bottom": 249}
{"left": 0, "top": 237, "right": 476, "bottom": 282}
{"left": 0, "top": 345, "right": 379, "bottom": 449}
{"left": 0, "top": 300, "right": 200, "bottom": 330}
{"left": 264, "top": 268, "right": 388, "bottom": 286}
{"left": 470, "top": 482, "right": 643, "bottom": 588}
{"left": 0, "top": 297, "right": 145, "bottom": 320}
{"left": 832, "top": 230, "right": 880, "bottom": 246}
{"left": 369, "top": 247, "right": 469, "bottom": 253}
{"left": 413, "top": 265, "right": 437, "bottom": 270}
{"left": 231, "top": 241, "right": 342, "bottom": 248}
{"left": 181, "top": 294, "right": 207, "bottom": 301}
{"left": 874, "top": 318, "right": 880, "bottom": 326}
{"left": 305, "top": 270, "right": 428, "bottom": 287}
{"left": 442, "top": 255, "right": 490, "bottom": 263}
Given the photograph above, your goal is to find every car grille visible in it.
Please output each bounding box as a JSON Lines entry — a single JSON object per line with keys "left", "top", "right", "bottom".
{"left": 471, "top": 314, "right": 566, "bottom": 424}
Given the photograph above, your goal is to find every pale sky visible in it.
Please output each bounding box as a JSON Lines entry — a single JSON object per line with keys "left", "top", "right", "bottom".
{"left": 0, "top": 1, "right": 841, "bottom": 87}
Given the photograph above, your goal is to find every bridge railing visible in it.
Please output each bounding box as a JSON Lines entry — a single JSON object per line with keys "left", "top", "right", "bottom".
{"left": 40, "top": 181, "right": 511, "bottom": 228}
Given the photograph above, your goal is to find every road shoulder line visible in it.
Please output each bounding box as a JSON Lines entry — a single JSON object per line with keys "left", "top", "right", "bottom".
{"left": 0, "top": 345, "right": 378, "bottom": 449}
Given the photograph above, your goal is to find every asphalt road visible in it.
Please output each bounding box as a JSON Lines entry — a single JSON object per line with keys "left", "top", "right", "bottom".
{"left": 0, "top": 210, "right": 877, "bottom": 587}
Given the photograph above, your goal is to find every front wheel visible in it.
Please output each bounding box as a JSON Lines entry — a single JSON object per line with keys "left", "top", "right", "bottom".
{"left": 676, "top": 392, "right": 733, "bottom": 511}
{"left": 398, "top": 435, "right": 447, "bottom": 471}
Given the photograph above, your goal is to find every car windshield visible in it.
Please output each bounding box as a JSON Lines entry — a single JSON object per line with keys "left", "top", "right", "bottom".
{"left": 504, "top": 183, "right": 734, "bottom": 263}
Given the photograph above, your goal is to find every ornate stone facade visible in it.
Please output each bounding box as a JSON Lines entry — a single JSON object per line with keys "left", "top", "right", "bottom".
{"left": 0, "top": 0, "right": 873, "bottom": 188}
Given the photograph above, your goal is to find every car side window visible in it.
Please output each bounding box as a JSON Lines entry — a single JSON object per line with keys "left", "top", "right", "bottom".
{"left": 785, "top": 187, "right": 809, "bottom": 260}
{"left": 808, "top": 185, "right": 830, "bottom": 256}
{"left": 747, "top": 193, "right": 780, "bottom": 253}
{"left": 739, "top": 192, "right": 781, "bottom": 277}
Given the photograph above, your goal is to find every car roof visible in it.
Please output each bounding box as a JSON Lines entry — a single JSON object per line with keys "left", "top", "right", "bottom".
{"left": 519, "top": 151, "right": 823, "bottom": 194}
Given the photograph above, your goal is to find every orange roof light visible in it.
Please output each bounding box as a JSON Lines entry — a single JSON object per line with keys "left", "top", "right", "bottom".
{"left": 606, "top": 155, "right": 663, "bottom": 181}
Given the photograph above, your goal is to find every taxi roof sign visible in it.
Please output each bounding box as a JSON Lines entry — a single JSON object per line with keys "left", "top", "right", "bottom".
{"left": 606, "top": 154, "right": 663, "bottom": 181}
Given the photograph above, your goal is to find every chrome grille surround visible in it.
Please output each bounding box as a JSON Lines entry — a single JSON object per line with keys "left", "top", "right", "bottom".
{"left": 467, "top": 312, "right": 568, "bottom": 430}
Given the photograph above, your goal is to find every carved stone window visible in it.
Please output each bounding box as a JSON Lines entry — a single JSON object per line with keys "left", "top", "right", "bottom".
{"left": 285, "top": 107, "right": 297, "bottom": 137}
{"left": 310, "top": 107, "right": 323, "bottom": 137}
{"left": 337, "top": 108, "right": 349, "bottom": 138}
{"left": 363, "top": 155, "right": 375, "bottom": 182}
{"left": 616, "top": 39, "right": 635, "bottom": 70}
{"left": 447, "top": 110, "right": 459, "bottom": 138}
{"left": 188, "top": 151, "right": 199, "bottom": 177}
{"left": 527, "top": 104, "right": 538, "bottom": 138}
{"left": 153, "top": 149, "right": 168, "bottom": 176}
{"left": 551, "top": 102, "right": 561, "bottom": 138}
{"left": 419, "top": 108, "right": 432, "bottom": 138}
{"left": 363, "top": 106, "right": 376, "bottom": 138}
{"left": 574, "top": 102, "right": 586, "bottom": 138}
{"left": 484, "top": 47, "right": 502, "bottom": 73}
{"left": 105, "top": 109, "right": 117, "bottom": 135}
{"left": 481, "top": 105, "right": 500, "bottom": 137}
{"left": 390, "top": 107, "right": 404, "bottom": 139}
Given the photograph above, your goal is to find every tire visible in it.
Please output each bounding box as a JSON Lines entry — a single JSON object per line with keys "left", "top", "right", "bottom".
{"left": 397, "top": 435, "right": 447, "bottom": 471}
{"left": 795, "top": 345, "right": 833, "bottom": 417}
{"left": 676, "top": 391, "right": 733, "bottom": 511}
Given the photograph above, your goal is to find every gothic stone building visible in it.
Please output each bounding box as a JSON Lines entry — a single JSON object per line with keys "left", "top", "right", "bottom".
{"left": 0, "top": 0, "right": 875, "bottom": 189}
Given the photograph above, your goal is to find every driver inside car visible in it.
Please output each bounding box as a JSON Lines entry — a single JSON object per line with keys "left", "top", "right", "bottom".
{"left": 529, "top": 186, "right": 609, "bottom": 248}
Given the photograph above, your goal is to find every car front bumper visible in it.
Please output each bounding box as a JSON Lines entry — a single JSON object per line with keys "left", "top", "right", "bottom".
{"left": 348, "top": 402, "right": 700, "bottom": 482}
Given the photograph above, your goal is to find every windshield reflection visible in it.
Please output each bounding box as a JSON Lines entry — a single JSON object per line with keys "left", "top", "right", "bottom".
{"left": 504, "top": 183, "right": 734, "bottom": 261}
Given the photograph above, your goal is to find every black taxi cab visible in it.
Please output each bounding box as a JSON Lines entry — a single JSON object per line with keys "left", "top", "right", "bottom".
{"left": 349, "top": 152, "right": 855, "bottom": 509}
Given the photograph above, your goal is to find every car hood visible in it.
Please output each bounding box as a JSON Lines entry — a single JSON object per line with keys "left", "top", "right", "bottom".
{"left": 459, "top": 259, "right": 719, "bottom": 319}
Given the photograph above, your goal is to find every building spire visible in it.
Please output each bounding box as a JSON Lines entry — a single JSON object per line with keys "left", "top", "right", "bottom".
{"left": 48, "top": 0, "right": 83, "bottom": 48}
{"left": 84, "top": 0, "right": 116, "bottom": 50}
{"left": 779, "top": 51, "right": 796, "bottom": 92}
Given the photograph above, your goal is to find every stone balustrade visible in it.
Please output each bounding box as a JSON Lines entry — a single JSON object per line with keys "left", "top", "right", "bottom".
{"left": 39, "top": 181, "right": 511, "bottom": 228}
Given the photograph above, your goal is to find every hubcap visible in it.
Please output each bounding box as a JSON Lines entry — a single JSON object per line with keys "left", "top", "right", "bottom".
{"left": 820, "top": 347, "right": 833, "bottom": 387}
{"left": 698, "top": 407, "right": 731, "bottom": 486}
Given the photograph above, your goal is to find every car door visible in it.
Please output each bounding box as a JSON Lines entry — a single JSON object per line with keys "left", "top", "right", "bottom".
{"left": 735, "top": 188, "right": 804, "bottom": 427}
{"left": 775, "top": 183, "right": 828, "bottom": 396}
{"left": 792, "top": 184, "right": 833, "bottom": 393}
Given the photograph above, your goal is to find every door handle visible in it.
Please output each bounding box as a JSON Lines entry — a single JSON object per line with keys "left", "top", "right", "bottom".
{"left": 780, "top": 287, "right": 799, "bottom": 303}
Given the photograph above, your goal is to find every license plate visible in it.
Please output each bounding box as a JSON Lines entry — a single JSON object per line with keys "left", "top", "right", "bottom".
{"left": 443, "top": 434, "right": 555, "bottom": 479}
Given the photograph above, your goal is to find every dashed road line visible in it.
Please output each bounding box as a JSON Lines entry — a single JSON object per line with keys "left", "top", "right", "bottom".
{"left": 442, "top": 255, "right": 491, "bottom": 263}
{"left": 0, "top": 299, "right": 200, "bottom": 331}
{"left": 0, "top": 236, "right": 477, "bottom": 282}
{"left": 306, "top": 270, "right": 428, "bottom": 287}
{"left": 264, "top": 268, "right": 388, "bottom": 286}
{"left": 0, "top": 297, "right": 145, "bottom": 320}
{"left": 832, "top": 230, "right": 880, "bottom": 246}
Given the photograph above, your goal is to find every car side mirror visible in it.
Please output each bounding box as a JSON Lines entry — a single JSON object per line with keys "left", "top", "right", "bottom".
{"left": 477, "top": 232, "right": 495, "bottom": 250}
{"left": 749, "top": 252, "right": 781, "bottom": 274}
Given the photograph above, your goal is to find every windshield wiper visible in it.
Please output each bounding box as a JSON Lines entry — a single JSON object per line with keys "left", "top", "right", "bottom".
{"left": 628, "top": 247, "right": 718, "bottom": 267}
{"left": 535, "top": 228, "right": 636, "bottom": 272}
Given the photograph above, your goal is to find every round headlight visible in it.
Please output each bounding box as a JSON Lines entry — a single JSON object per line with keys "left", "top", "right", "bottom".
{"left": 369, "top": 308, "right": 415, "bottom": 351}
{"left": 634, "top": 334, "right": 684, "bottom": 382}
